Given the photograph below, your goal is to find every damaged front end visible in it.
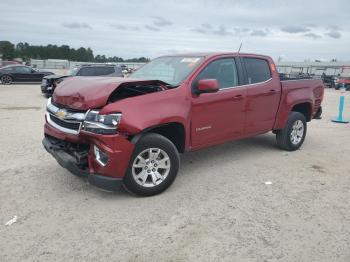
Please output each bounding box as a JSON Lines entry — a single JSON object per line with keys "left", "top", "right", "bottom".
{"left": 43, "top": 135, "right": 89, "bottom": 177}
{"left": 44, "top": 77, "right": 175, "bottom": 191}
{"left": 107, "top": 80, "right": 170, "bottom": 103}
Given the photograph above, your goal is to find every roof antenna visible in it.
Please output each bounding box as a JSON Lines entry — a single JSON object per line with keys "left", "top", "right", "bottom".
{"left": 237, "top": 42, "right": 243, "bottom": 53}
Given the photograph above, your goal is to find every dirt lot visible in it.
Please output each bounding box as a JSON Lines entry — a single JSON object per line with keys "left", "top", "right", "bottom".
{"left": 1, "top": 85, "right": 350, "bottom": 262}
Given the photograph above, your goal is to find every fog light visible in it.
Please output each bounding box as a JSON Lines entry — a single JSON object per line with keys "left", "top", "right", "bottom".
{"left": 94, "top": 145, "right": 109, "bottom": 166}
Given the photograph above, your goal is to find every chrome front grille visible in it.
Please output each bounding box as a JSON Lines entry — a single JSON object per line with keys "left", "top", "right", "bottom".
{"left": 46, "top": 98, "right": 86, "bottom": 135}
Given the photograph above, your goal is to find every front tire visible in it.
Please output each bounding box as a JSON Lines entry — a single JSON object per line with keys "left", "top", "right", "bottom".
{"left": 123, "top": 133, "right": 180, "bottom": 196}
{"left": 276, "top": 112, "right": 307, "bottom": 151}
{"left": 1, "top": 75, "right": 13, "bottom": 85}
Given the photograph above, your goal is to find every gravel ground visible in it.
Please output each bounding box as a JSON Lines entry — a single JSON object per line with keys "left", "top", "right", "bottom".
{"left": 1, "top": 85, "right": 350, "bottom": 262}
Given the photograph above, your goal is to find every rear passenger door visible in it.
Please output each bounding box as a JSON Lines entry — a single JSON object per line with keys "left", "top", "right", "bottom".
{"left": 77, "top": 67, "right": 96, "bottom": 76}
{"left": 93, "top": 67, "right": 115, "bottom": 76}
{"left": 242, "top": 57, "right": 281, "bottom": 135}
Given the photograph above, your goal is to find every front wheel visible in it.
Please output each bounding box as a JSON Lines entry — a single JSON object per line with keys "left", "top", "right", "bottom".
{"left": 123, "top": 133, "right": 180, "bottom": 196}
{"left": 276, "top": 112, "right": 307, "bottom": 151}
{"left": 1, "top": 75, "right": 13, "bottom": 85}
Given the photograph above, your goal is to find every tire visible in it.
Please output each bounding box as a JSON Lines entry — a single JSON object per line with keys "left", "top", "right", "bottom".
{"left": 276, "top": 112, "right": 307, "bottom": 151}
{"left": 1, "top": 75, "right": 13, "bottom": 85}
{"left": 123, "top": 133, "right": 180, "bottom": 196}
{"left": 314, "top": 107, "right": 322, "bottom": 119}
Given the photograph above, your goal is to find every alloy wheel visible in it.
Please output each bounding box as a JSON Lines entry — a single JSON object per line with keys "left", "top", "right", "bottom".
{"left": 132, "top": 148, "right": 171, "bottom": 187}
{"left": 290, "top": 120, "right": 304, "bottom": 145}
{"left": 1, "top": 75, "right": 12, "bottom": 85}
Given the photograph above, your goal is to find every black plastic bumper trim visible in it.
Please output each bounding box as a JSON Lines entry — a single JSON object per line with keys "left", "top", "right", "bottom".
{"left": 43, "top": 137, "right": 121, "bottom": 191}
{"left": 87, "top": 174, "right": 121, "bottom": 192}
{"left": 42, "top": 137, "right": 88, "bottom": 177}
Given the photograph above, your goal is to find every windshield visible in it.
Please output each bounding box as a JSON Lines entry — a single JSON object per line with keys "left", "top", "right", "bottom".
{"left": 67, "top": 67, "right": 79, "bottom": 76}
{"left": 130, "top": 56, "right": 204, "bottom": 86}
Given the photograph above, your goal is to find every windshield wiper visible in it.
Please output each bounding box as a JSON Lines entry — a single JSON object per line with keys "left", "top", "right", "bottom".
{"left": 164, "top": 83, "right": 179, "bottom": 88}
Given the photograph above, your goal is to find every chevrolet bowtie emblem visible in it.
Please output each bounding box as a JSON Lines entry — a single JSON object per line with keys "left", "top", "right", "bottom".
{"left": 55, "top": 109, "right": 67, "bottom": 120}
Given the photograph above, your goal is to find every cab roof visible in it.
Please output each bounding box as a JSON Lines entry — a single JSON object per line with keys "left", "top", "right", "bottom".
{"left": 160, "top": 52, "right": 271, "bottom": 60}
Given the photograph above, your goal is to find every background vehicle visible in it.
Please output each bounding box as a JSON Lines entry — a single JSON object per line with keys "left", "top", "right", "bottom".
{"left": 43, "top": 53, "right": 324, "bottom": 196}
{"left": 0, "top": 60, "right": 22, "bottom": 68}
{"left": 335, "top": 74, "right": 350, "bottom": 90}
{"left": 0, "top": 65, "right": 53, "bottom": 84}
{"left": 41, "top": 64, "right": 124, "bottom": 96}
{"left": 335, "top": 67, "right": 350, "bottom": 90}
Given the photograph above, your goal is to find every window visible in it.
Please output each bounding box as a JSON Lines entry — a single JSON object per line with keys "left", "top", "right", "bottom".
{"left": 194, "top": 58, "right": 238, "bottom": 89}
{"left": 243, "top": 58, "right": 271, "bottom": 84}
{"left": 94, "top": 67, "right": 115, "bottom": 76}
{"left": 15, "top": 66, "right": 32, "bottom": 73}
{"left": 114, "top": 67, "right": 123, "bottom": 76}
{"left": 131, "top": 56, "right": 204, "bottom": 86}
{"left": 78, "top": 67, "right": 96, "bottom": 76}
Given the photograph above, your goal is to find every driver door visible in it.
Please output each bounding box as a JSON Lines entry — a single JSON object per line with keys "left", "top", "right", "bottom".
{"left": 13, "top": 66, "right": 33, "bottom": 81}
{"left": 190, "top": 58, "right": 247, "bottom": 149}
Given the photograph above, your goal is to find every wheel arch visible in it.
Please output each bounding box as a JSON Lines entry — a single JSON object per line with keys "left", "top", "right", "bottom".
{"left": 129, "top": 122, "right": 186, "bottom": 153}
{"left": 291, "top": 102, "right": 312, "bottom": 121}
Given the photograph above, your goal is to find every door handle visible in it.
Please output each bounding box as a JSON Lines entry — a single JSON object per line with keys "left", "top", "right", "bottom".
{"left": 269, "top": 89, "right": 278, "bottom": 93}
{"left": 232, "top": 94, "right": 243, "bottom": 101}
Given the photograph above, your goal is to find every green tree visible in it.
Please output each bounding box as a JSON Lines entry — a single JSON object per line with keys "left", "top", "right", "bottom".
{"left": 1, "top": 40, "right": 149, "bottom": 63}
{"left": 0, "top": 41, "right": 15, "bottom": 60}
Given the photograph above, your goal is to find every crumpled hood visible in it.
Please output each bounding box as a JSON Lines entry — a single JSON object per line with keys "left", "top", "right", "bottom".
{"left": 52, "top": 76, "right": 164, "bottom": 110}
{"left": 44, "top": 74, "right": 70, "bottom": 80}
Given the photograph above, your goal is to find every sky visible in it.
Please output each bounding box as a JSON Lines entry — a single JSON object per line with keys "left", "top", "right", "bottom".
{"left": 1, "top": 0, "right": 349, "bottom": 61}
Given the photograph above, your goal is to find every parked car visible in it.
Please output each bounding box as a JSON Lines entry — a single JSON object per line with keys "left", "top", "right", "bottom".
{"left": 42, "top": 52, "right": 324, "bottom": 196}
{"left": 0, "top": 60, "right": 22, "bottom": 68}
{"left": 41, "top": 64, "right": 124, "bottom": 97}
{"left": 335, "top": 74, "right": 350, "bottom": 90}
{"left": 0, "top": 65, "right": 54, "bottom": 84}
{"left": 321, "top": 73, "right": 337, "bottom": 88}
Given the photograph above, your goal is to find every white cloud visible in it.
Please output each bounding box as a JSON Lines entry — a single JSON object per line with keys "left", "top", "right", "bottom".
{"left": 0, "top": 0, "right": 349, "bottom": 60}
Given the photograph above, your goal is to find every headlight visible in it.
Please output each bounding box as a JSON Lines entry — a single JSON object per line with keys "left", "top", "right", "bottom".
{"left": 82, "top": 110, "right": 122, "bottom": 135}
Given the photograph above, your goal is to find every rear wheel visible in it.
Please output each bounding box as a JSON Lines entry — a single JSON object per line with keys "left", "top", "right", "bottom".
{"left": 276, "top": 112, "right": 307, "bottom": 151}
{"left": 123, "top": 133, "right": 180, "bottom": 196}
{"left": 1, "top": 75, "right": 13, "bottom": 85}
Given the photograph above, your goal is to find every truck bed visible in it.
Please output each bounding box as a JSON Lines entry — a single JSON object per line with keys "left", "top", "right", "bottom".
{"left": 273, "top": 78, "right": 324, "bottom": 129}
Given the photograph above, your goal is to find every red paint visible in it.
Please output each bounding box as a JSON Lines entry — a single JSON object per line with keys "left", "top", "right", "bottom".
{"left": 46, "top": 52, "right": 324, "bottom": 179}
{"left": 338, "top": 78, "right": 350, "bottom": 85}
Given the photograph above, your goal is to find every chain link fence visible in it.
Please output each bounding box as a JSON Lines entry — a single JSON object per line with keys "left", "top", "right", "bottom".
{"left": 30, "top": 59, "right": 145, "bottom": 70}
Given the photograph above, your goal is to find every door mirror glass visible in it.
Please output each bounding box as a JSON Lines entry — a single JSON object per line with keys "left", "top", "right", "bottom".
{"left": 197, "top": 79, "right": 219, "bottom": 94}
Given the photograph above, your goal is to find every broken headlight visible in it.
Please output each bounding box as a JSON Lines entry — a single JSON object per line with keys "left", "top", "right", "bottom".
{"left": 82, "top": 110, "right": 122, "bottom": 135}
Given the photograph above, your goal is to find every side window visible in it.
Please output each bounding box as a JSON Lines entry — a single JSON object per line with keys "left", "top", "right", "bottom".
{"left": 194, "top": 58, "right": 238, "bottom": 89}
{"left": 114, "top": 67, "right": 123, "bottom": 76}
{"left": 15, "top": 66, "right": 32, "bottom": 73}
{"left": 243, "top": 58, "right": 271, "bottom": 84}
{"left": 78, "top": 67, "right": 96, "bottom": 76}
{"left": 94, "top": 67, "right": 115, "bottom": 76}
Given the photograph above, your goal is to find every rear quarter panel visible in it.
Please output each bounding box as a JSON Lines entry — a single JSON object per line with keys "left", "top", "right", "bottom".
{"left": 274, "top": 79, "right": 324, "bottom": 129}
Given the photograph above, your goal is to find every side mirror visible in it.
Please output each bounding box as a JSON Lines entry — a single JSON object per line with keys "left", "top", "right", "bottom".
{"left": 31, "top": 69, "right": 36, "bottom": 73}
{"left": 196, "top": 79, "right": 219, "bottom": 94}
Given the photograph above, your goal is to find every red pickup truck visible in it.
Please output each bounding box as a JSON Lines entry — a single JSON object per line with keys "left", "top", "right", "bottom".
{"left": 43, "top": 53, "right": 324, "bottom": 196}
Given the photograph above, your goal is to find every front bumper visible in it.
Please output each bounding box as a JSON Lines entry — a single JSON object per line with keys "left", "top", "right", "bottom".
{"left": 41, "top": 84, "right": 53, "bottom": 95}
{"left": 43, "top": 136, "right": 124, "bottom": 191}
{"left": 43, "top": 120, "right": 135, "bottom": 191}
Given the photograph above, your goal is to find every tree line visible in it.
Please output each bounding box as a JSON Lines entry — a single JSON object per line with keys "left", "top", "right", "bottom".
{"left": 0, "top": 41, "right": 150, "bottom": 63}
